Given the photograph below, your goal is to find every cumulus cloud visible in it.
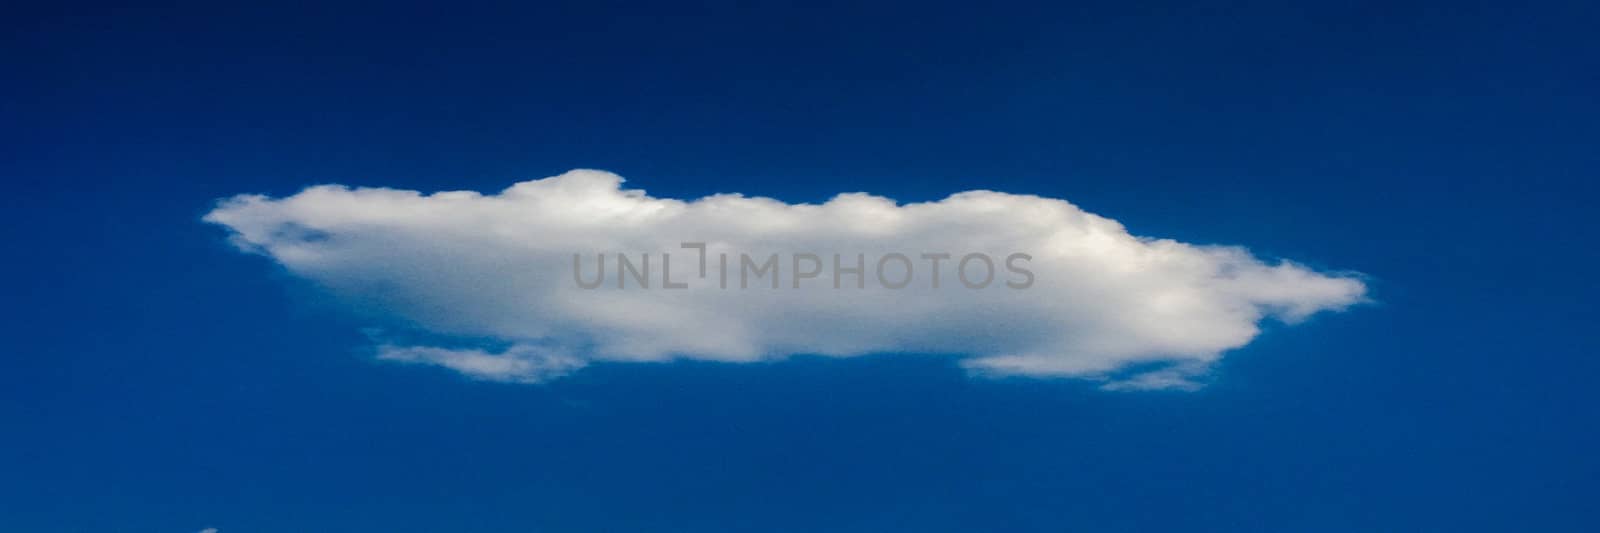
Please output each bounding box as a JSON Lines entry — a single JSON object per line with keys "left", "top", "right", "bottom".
{"left": 205, "top": 169, "right": 1365, "bottom": 389}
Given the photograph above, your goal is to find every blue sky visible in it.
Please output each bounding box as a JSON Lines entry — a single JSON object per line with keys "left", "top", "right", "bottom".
{"left": 3, "top": 1, "right": 1598, "bottom": 531}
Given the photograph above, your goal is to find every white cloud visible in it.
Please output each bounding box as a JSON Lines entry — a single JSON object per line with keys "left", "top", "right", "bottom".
{"left": 376, "top": 343, "right": 585, "bottom": 384}
{"left": 205, "top": 169, "right": 1365, "bottom": 389}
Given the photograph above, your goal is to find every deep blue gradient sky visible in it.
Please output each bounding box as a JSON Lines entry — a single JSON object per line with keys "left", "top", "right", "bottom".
{"left": 4, "top": 1, "right": 1599, "bottom": 531}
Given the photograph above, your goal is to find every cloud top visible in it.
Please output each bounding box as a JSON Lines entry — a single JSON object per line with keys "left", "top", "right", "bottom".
{"left": 205, "top": 169, "right": 1365, "bottom": 389}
